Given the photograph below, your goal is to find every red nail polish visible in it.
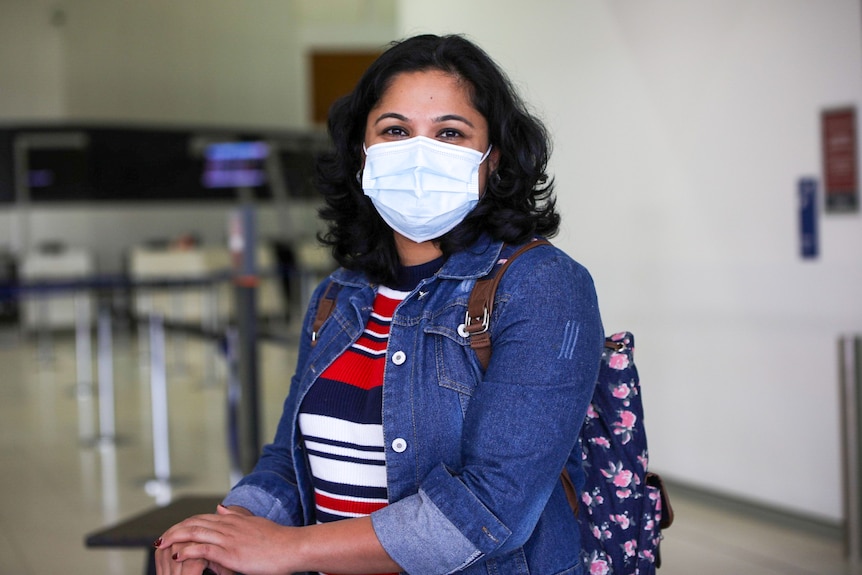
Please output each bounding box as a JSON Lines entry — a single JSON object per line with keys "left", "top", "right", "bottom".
{"left": 153, "top": 537, "right": 162, "bottom": 548}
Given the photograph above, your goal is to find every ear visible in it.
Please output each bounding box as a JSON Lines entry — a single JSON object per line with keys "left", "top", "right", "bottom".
{"left": 488, "top": 146, "right": 501, "bottom": 173}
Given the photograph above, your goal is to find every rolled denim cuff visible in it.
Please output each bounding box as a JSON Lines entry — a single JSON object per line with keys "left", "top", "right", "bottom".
{"left": 371, "top": 465, "right": 511, "bottom": 575}
{"left": 222, "top": 485, "right": 295, "bottom": 525}
{"left": 372, "top": 491, "right": 479, "bottom": 575}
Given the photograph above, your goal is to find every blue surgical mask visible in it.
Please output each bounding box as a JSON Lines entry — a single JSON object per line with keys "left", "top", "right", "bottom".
{"left": 361, "top": 136, "right": 492, "bottom": 243}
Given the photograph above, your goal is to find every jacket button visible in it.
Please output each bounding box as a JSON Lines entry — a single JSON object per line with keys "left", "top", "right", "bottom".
{"left": 391, "top": 438, "right": 407, "bottom": 453}
{"left": 391, "top": 350, "right": 406, "bottom": 365}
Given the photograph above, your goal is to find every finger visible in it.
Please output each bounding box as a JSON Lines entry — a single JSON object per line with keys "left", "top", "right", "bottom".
{"left": 155, "top": 543, "right": 207, "bottom": 575}
{"left": 171, "top": 541, "right": 230, "bottom": 569}
{"left": 158, "top": 514, "right": 228, "bottom": 546}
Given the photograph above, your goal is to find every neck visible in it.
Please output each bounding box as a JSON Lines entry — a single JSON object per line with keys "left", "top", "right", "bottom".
{"left": 393, "top": 233, "right": 443, "bottom": 266}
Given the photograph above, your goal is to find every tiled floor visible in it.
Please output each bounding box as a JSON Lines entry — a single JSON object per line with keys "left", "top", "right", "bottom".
{"left": 1, "top": 321, "right": 860, "bottom": 575}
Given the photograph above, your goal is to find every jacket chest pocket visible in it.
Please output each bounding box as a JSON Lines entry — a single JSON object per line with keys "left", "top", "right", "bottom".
{"left": 424, "top": 313, "right": 482, "bottom": 418}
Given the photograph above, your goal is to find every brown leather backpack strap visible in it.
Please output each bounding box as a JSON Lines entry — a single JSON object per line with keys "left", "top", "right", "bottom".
{"left": 560, "top": 467, "right": 580, "bottom": 516}
{"left": 311, "top": 281, "right": 341, "bottom": 346}
{"left": 465, "top": 238, "right": 552, "bottom": 370}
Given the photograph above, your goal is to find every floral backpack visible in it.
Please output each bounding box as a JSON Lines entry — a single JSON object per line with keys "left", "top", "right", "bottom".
{"left": 466, "top": 241, "right": 673, "bottom": 575}
{"left": 572, "top": 331, "right": 673, "bottom": 574}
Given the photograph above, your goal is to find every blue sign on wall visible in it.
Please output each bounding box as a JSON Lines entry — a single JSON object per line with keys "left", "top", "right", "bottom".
{"left": 798, "top": 177, "right": 818, "bottom": 259}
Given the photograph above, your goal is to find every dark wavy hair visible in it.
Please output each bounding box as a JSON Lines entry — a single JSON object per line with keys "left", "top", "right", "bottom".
{"left": 317, "top": 33, "right": 559, "bottom": 285}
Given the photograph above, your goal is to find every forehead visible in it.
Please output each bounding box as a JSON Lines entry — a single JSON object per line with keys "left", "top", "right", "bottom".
{"left": 371, "top": 70, "right": 479, "bottom": 115}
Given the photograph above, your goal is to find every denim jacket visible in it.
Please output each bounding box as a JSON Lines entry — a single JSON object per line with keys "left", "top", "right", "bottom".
{"left": 223, "top": 234, "right": 604, "bottom": 575}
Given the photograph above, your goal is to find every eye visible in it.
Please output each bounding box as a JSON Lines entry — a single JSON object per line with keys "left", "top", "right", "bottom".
{"left": 382, "top": 125, "right": 409, "bottom": 138}
{"left": 438, "top": 128, "right": 463, "bottom": 140}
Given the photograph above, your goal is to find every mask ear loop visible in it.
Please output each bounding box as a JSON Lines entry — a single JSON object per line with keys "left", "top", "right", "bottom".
{"left": 356, "top": 142, "right": 368, "bottom": 184}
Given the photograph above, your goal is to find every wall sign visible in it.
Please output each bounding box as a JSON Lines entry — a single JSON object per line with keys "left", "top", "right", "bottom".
{"left": 798, "top": 177, "right": 818, "bottom": 259}
{"left": 821, "top": 107, "right": 859, "bottom": 212}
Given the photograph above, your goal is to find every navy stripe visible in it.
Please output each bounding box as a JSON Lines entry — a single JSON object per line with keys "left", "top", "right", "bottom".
{"left": 306, "top": 447, "right": 386, "bottom": 467}
{"left": 358, "top": 331, "right": 388, "bottom": 344}
{"left": 314, "top": 477, "right": 388, "bottom": 500}
{"left": 303, "top": 434, "right": 385, "bottom": 453}
{"left": 302, "top": 379, "right": 383, "bottom": 424}
{"left": 317, "top": 508, "right": 353, "bottom": 523}
{"left": 367, "top": 314, "right": 390, "bottom": 328}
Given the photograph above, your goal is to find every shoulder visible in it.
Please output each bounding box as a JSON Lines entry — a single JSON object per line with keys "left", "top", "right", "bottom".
{"left": 504, "top": 239, "right": 593, "bottom": 283}
{"left": 495, "top": 239, "right": 599, "bottom": 313}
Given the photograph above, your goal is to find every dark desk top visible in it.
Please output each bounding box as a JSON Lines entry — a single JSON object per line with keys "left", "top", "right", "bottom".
{"left": 85, "top": 495, "right": 224, "bottom": 548}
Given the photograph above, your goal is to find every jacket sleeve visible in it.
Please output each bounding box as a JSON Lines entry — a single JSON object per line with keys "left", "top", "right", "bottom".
{"left": 371, "top": 246, "right": 604, "bottom": 574}
{"left": 221, "top": 277, "right": 332, "bottom": 526}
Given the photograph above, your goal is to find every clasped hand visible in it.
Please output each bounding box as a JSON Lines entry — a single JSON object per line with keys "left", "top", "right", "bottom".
{"left": 154, "top": 504, "right": 296, "bottom": 575}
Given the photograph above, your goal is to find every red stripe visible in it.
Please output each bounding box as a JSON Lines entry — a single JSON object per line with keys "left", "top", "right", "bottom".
{"left": 315, "top": 492, "right": 388, "bottom": 515}
{"left": 372, "top": 292, "right": 401, "bottom": 316}
{"left": 321, "top": 350, "right": 385, "bottom": 390}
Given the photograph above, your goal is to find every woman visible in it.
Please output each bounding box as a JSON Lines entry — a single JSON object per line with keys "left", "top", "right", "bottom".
{"left": 155, "top": 33, "right": 604, "bottom": 575}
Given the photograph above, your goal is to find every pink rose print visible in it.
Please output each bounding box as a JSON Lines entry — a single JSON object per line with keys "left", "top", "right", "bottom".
{"left": 644, "top": 519, "right": 655, "bottom": 530}
{"left": 611, "top": 513, "right": 631, "bottom": 529}
{"left": 612, "top": 384, "right": 631, "bottom": 399}
{"left": 616, "top": 488, "right": 632, "bottom": 499}
{"left": 612, "top": 410, "right": 637, "bottom": 444}
{"left": 609, "top": 353, "right": 629, "bottom": 370}
{"left": 618, "top": 410, "right": 636, "bottom": 429}
{"left": 623, "top": 540, "right": 637, "bottom": 557}
{"left": 641, "top": 549, "right": 655, "bottom": 562}
{"left": 591, "top": 436, "right": 611, "bottom": 448}
{"left": 613, "top": 469, "right": 633, "bottom": 488}
{"left": 589, "top": 560, "right": 610, "bottom": 575}
{"left": 591, "top": 525, "right": 612, "bottom": 541}
{"left": 601, "top": 462, "right": 633, "bottom": 488}
{"left": 586, "top": 404, "right": 599, "bottom": 419}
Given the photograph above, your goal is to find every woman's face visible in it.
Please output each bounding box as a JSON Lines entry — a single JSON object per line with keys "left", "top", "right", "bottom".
{"left": 363, "top": 69, "right": 498, "bottom": 193}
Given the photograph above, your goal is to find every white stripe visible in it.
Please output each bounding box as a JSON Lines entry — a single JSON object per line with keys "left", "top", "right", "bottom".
{"left": 363, "top": 326, "right": 390, "bottom": 339}
{"left": 370, "top": 311, "right": 393, "bottom": 322}
{"left": 307, "top": 452, "right": 387, "bottom": 486}
{"left": 299, "top": 414, "right": 384, "bottom": 447}
{"left": 305, "top": 439, "right": 386, "bottom": 462}
{"left": 351, "top": 342, "right": 387, "bottom": 356}
{"left": 377, "top": 285, "right": 410, "bottom": 300}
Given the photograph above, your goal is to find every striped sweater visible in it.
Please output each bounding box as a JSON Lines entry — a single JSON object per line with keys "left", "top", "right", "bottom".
{"left": 298, "top": 285, "right": 405, "bottom": 522}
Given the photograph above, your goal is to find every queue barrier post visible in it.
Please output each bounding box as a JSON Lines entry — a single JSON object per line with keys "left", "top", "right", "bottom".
{"left": 144, "top": 313, "right": 173, "bottom": 505}
{"left": 96, "top": 303, "right": 116, "bottom": 444}
{"left": 840, "top": 335, "right": 862, "bottom": 564}
{"left": 74, "top": 292, "right": 96, "bottom": 444}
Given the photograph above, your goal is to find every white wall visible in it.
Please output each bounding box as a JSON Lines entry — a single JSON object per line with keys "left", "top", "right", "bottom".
{"left": 399, "top": 0, "right": 862, "bottom": 522}
{"left": 0, "top": 0, "right": 65, "bottom": 120}
{"left": 59, "top": 0, "right": 395, "bottom": 128}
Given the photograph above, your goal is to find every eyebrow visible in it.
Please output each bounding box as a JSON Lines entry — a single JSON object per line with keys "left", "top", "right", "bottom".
{"left": 372, "top": 112, "right": 475, "bottom": 128}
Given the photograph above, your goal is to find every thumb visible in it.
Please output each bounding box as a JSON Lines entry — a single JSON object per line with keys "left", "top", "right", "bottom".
{"left": 216, "top": 504, "right": 238, "bottom": 515}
